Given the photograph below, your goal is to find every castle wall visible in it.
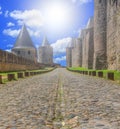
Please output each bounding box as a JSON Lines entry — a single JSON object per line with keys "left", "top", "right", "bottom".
{"left": 66, "top": 47, "right": 72, "bottom": 67}
{"left": 93, "top": 0, "right": 107, "bottom": 70}
{"left": 72, "top": 38, "right": 82, "bottom": 67}
{"left": 107, "top": 0, "right": 120, "bottom": 70}
{"left": 82, "top": 28, "right": 94, "bottom": 69}
{"left": 12, "top": 48, "right": 37, "bottom": 63}
{"left": 66, "top": 0, "right": 120, "bottom": 70}
{"left": 0, "top": 50, "right": 43, "bottom": 72}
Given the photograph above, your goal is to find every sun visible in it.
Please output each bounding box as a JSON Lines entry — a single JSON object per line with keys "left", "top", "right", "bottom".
{"left": 42, "top": 2, "right": 71, "bottom": 31}
{"left": 47, "top": 4, "right": 67, "bottom": 24}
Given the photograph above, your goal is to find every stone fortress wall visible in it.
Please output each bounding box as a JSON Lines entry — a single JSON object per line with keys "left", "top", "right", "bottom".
{"left": 67, "top": 0, "right": 120, "bottom": 70}
{"left": 0, "top": 25, "right": 55, "bottom": 72}
{"left": 107, "top": 0, "right": 120, "bottom": 70}
{"left": 0, "top": 49, "right": 44, "bottom": 72}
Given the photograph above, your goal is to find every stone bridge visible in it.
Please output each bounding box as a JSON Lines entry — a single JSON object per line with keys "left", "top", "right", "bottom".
{"left": 0, "top": 68, "right": 120, "bottom": 129}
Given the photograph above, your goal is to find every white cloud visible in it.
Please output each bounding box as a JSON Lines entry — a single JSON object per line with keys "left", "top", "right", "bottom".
{"left": 7, "top": 22, "right": 15, "bottom": 27}
{"left": 3, "top": 29, "right": 20, "bottom": 38}
{"left": 51, "top": 37, "right": 72, "bottom": 55}
{"left": 9, "top": 9, "right": 43, "bottom": 28}
{"left": 7, "top": 44, "right": 13, "bottom": 48}
{"left": 54, "top": 56, "right": 66, "bottom": 63}
{"left": 3, "top": 27, "right": 40, "bottom": 38}
{"left": 6, "top": 49, "right": 11, "bottom": 52}
{"left": 5, "top": 10, "right": 9, "bottom": 17}
{"left": 0, "top": 6, "right": 2, "bottom": 15}
{"left": 4, "top": 9, "right": 43, "bottom": 38}
{"left": 27, "top": 28, "right": 41, "bottom": 37}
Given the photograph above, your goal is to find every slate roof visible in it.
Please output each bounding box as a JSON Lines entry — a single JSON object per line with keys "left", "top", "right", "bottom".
{"left": 42, "top": 36, "right": 50, "bottom": 46}
{"left": 13, "top": 24, "right": 35, "bottom": 49}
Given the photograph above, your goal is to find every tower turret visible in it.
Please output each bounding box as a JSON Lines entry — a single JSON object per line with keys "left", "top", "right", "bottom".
{"left": 72, "top": 38, "right": 82, "bottom": 67}
{"left": 66, "top": 38, "right": 74, "bottom": 67}
{"left": 107, "top": 0, "right": 120, "bottom": 70}
{"left": 39, "top": 36, "right": 53, "bottom": 64}
{"left": 12, "top": 24, "right": 37, "bottom": 62}
{"left": 93, "top": 0, "right": 107, "bottom": 69}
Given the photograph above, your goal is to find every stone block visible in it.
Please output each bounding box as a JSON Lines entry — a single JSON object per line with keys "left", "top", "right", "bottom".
{"left": 84, "top": 71, "right": 88, "bottom": 75}
{"left": 89, "top": 71, "right": 92, "bottom": 75}
{"left": 34, "top": 72, "right": 37, "bottom": 75}
{"left": 30, "top": 72, "right": 34, "bottom": 76}
{"left": 17, "top": 73, "right": 24, "bottom": 78}
{"left": 7, "top": 74, "right": 15, "bottom": 81}
{"left": 107, "top": 72, "right": 114, "bottom": 81}
{"left": 0, "top": 75, "right": 3, "bottom": 84}
{"left": 98, "top": 72, "right": 103, "bottom": 78}
{"left": 25, "top": 72, "right": 29, "bottom": 77}
{"left": 92, "top": 71, "right": 96, "bottom": 76}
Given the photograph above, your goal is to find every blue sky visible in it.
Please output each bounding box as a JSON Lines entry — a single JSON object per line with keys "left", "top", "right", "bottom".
{"left": 0, "top": 0, "right": 94, "bottom": 66}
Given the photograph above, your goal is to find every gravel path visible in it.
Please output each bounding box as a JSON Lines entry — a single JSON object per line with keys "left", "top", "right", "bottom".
{"left": 0, "top": 68, "right": 120, "bottom": 129}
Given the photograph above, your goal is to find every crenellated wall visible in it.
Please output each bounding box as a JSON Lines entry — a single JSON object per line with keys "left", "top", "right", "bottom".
{"left": 0, "top": 50, "right": 44, "bottom": 72}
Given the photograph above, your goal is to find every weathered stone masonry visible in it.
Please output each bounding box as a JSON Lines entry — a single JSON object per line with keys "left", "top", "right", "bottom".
{"left": 66, "top": 17, "right": 94, "bottom": 69}
{"left": 107, "top": 0, "right": 120, "bottom": 70}
{"left": 0, "top": 25, "right": 54, "bottom": 72}
{"left": 72, "top": 38, "right": 82, "bottom": 67}
{"left": 0, "top": 49, "right": 43, "bottom": 72}
{"left": 66, "top": 0, "right": 120, "bottom": 70}
{"left": 39, "top": 37, "right": 53, "bottom": 65}
{"left": 93, "top": 0, "right": 107, "bottom": 70}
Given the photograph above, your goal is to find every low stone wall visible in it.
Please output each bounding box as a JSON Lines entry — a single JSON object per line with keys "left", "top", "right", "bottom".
{"left": 67, "top": 68, "right": 120, "bottom": 83}
{"left": 0, "top": 68, "right": 55, "bottom": 84}
{"left": 0, "top": 49, "right": 45, "bottom": 72}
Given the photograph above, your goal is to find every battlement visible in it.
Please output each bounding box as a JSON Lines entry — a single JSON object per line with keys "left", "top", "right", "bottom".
{"left": 0, "top": 49, "right": 44, "bottom": 72}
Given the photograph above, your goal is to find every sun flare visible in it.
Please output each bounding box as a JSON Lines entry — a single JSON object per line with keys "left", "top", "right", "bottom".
{"left": 42, "top": 2, "right": 71, "bottom": 31}
{"left": 47, "top": 4, "right": 67, "bottom": 23}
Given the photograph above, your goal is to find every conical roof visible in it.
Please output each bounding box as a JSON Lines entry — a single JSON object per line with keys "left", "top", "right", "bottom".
{"left": 42, "top": 36, "right": 50, "bottom": 46}
{"left": 86, "top": 17, "right": 94, "bottom": 28}
{"left": 13, "top": 24, "right": 35, "bottom": 49}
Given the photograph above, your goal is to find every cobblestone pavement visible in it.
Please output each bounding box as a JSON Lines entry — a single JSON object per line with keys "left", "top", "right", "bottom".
{"left": 0, "top": 68, "right": 120, "bottom": 129}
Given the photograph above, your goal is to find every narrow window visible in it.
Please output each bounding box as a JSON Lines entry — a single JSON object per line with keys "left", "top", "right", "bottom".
{"left": 18, "top": 51, "right": 20, "bottom": 54}
{"left": 28, "top": 51, "right": 31, "bottom": 55}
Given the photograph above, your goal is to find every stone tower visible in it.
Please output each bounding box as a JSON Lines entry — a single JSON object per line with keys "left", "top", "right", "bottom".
{"left": 12, "top": 24, "right": 37, "bottom": 62}
{"left": 66, "top": 38, "right": 74, "bottom": 67}
{"left": 72, "top": 38, "right": 82, "bottom": 67}
{"left": 82, "top": 17, "right": 94, "bottom": 69}
{"left": 107, "top": 0, "right": 120, "bottom": 70}
{"left": 93, "top": 0, "right": 107, "bottom": 69}
{"left": 39, "top": 37, "right": 53, "bottom": 64}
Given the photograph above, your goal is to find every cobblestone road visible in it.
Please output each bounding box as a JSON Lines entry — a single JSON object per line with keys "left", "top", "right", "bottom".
{"left": 0, "top": 68, "right": 120, "bottom": 129}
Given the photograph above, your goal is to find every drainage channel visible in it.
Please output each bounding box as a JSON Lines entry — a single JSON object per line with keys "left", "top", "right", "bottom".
{"left": 45, "top": 74, "right": 79, "bottom": 129}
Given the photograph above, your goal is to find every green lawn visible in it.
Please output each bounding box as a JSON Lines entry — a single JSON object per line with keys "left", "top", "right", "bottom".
{"left": 67, "top": 67, "right": 120, "bottom": 83}
{"left": 0, "top": 67, "right": 55, "bottom": 83}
